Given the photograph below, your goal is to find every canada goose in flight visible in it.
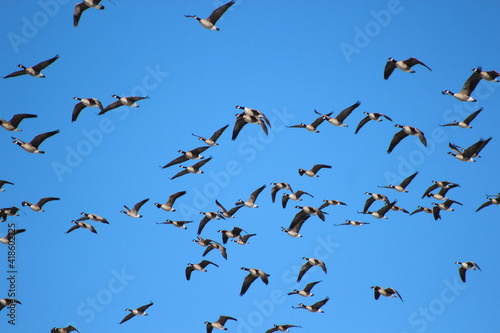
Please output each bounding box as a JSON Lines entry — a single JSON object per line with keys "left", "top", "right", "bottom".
{"left": 161, "top": 146, "right": 210, "bottom": 169}
{"left": 66, "top": 221, "right": 97, "bottom": 234}
{"left": 22, "top": 197, "right": 60, "bottom": 212}
{"left": 236, "top": 184, "right": 266, "bottom": 208}
{"left": 203, "top": 241, "right": 227, "bottom": 260}
{"left": 156, "top": 219, "right": 192, "bottom": 229}
{"left": 0, "top": 180, "right": 14, "bottom": 192}
{"left": 287, "top": 111, "right": 330, "bottom": 133}
{"left": 282, "top": 212, "right": 310, "bottom": 238}
{"left": 193, "top": 236, "right": 214, "bottom": 247}
{"left": 292, "top": 297, "right": 329, "bottom": 313}
{"left": 288, "top": 280, "right": 321, "bottom": 297}
{"left": 440, "top": 107, "right": 483, "bottom": 128}
{"left": 410, "top": 206, "right": 433, "bottom": 216}
{"left": 425, "top": 184, "right": 460, "bottom": 200}
{"left": 231, "top": 233, "right": 256, "bottom": 245}
{"left": 240, "top": 267, "right": 270, "bottom": 296}
{"left": 236, "top": 105, "right": 271, "bottom": 127}
{"left": 0, "top": 207, "right": 20, "bottom": 222}
{"left": 387, "top": 124, "right": 427, "bottom": 154}
{"left": 391, "top": 205, "right": 409, "bottom": 214}
{"left": 3, "top": 54, "right": 59, "bottom": 78}
{"left": 186, "top": 260, "right": 218, "bottom": 280}
{"left": 442, "top": 71, "right": 482, "bottom": 102}
{"left": 170, "top": 157, "right": 213, "bottom": 180}
{"left": 314, "top": 101, "right": 360, "bottom": 127}
{"left": 72, "top": 97, "right": 104, "bottom": 122}
{"left": 355, "top": 112, "right": 393, "bottom": 134}
{"left": 448, "top": 137, "right": 492, "bottom": 162}
{"left": 121, "top": 198, "right": 149, "bottom": 218}
{"left": 119, "top": 301, "right": 153, "bottom": 324}
{"left": 205, "top": 315, "right": 237, "bottom": 333}
{"left": 384, "top": 57, "right": 431, "bottom": 80}
{"left": 455, "top": 261, "right": 481, "bottom": 282}
{"left": 472, "top": 66, "right": 500, "bottom": 82}
{"left": 378, "top": 172, "right": 418, "bottom": 193}
{"left": 358, "top": 200, "right": 397, "bottom": 219}
{"left": 363, "top": 192, "right": 390, "bottom": 213}
{"left": 218, "top": 226, "right": 243, "bottom": 244}
{"left": 421, "top": 181, "right": 460, "bottom": 199}
{"left": 192, "top": 124, "right": 229, "bottom": 146}
{"left": 185, "top": 0, "right": 235, "bottom": 31}
{"left": 0, "top": 298, "right": 21, "bottom": 311}
{"left": 232, "top": 112, "right": 268, "bottom": 140}
{"left": 0, "top": 229, "right": 26, "bottom": 245}
{"left": 282, "top": 190, "right": 313, "bottom": 208}
{"left": 76, "top": 212, "right": 109, "bottom": 224}
{"left": 371, "top": 286, "right": 403, "bottom": 302}
{"left": 198, "top": 211, "right": 225, "bottom": 235}
{"left": 73, "top": 0, "right": 104, "bottom": 27}
{"left": 318, "top": 199, "right": 347, "bottom": 210}
{"left": 0, "top": 113, "right": 37, "bottom": 131}
{"left": 98, "top": 95, "right": 149, "bottom": 115}
{"left": 298, "top": 164, "right": 331, "bottom": 177}
{"left": 270, "top": 182, "right": 294, "bottom": 203}
{"left": 265, "top": 324, "right": 302, "bottom": 333}
{"left": 12, "top": 129, "right": 59, "bottom": 154}
{"left": 154, "top": 191, "right": 186, "bottom": 211}
{"left": 297, "top": 257, "right": 327, "bottom": 282}
{"left": 476, "top": 195, "right": 500, "bottom": 212}
{"left": 334, "top": 220, "right": 370, "bottom": 226}
{"left": 295, "top": 206, "right": 327, "bottom": 221}
{"left": 215, "top": 199, "right": 242, "bottom": 218}
{"left": 51, "top": 325, "right": 79, "bottom": 333}
{"left": 432, "top": 199, "right": 462, "bottom": 220}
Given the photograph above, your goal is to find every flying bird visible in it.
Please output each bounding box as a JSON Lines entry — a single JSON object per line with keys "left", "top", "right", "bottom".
{"left": 371, "top": 286, "right": 403, "bottom": 302}
{"left": 3, "top": 54, "right": 59, "bottom": 78}
{"left": 298, "top": 164, "right": 331, "bottom": 177}
{"left": 448, "top": 137, "right": 492, "bottom": 162}
{"left": 432, "top": 199, "right": 462, "bottom": 220}
{"left": 236, "top": 105, "right": 271, "bottom": 127}
{"left": 154, "top": 191, "right": 187, "bottom": 211}
{"left": 318, "top": 199, "right": 347, "bottom": 210}
{"left": 0, "top": 229, "right": 26, "bottom": 245}
{"left": 442, "top": 70, "right": 482, "bottom": 102}
{"left": 440, "top": 108, "right": 483, "bottom": 128}
{"left": 288, "top": 280, "right": 322, "bottom": 297}
{"left": 161, "top": 147, "right": 210, "bottom": 169}
{"left": 410, "top": 206, "right": 433, "bottom": 216}
{"left": 119, "top": 302, "right": 154, "bottom": 324}
{"left": 282, "top": 190, "right": 313, "bottom": 208}
{"left": 205, "top": 315, "right": 237, "bottom": 333}
{"left": 186, "top": 260, "right": 219, "bottom": 280}
{"left": 314, "top": 101, "right": 360, "bottom": 127}
{"left": 295, "top": 206, "right": 327, "bottom": 221}
{"left": 378, "top": 172, "right": 418, "bottom": 193}
{"left": 384, "top": 57, "right": 431, "bottom": 80}
{"left": 292, "top": 297, "right": 329, "bottom": 313}
{"left": 270, "top": 182, "right": 294, "bottom": 203}
{"left": 120, "top": 198, "right": 149, "bottom": 218}
{"left": 72, "top": 97, "right": 104, "bottom": 122}
{"left": 387, "top": 124, "right": 427, "bottom": 153}
{"left": 476, "top": 194, "right": 500, "bottom": 212}
{"left": 265, "top": 324, "right": 302, "bottom": 333}
{"left": 472, "top": 66, "right": 499, "bottom": 82}
{"left": 185, "top": 0, "right": 235, "bottom": 31}
{"left": 66, "top": 221, "right": 97, "bottom": 234}
{"left": 73, "top": 0, "right": 104, "bottom": 27}
{"left": 215, "top": 199, "right": 243, "bottom": 218}
{"left": 76, "top": 212, "right": 109, "bottom": 224}
{"left": 455, "top": 261, "right": 481, "bottom": 282}
{"left": 297, "top": 257, "right": 327, "bottom": 282}
{"left": 232, "top": 112, "right": 268, "bottom": 140}
{"left": 358, "top": 200, "right": 397, "bottom": 219}
{"left": 22, "top": 197, "right": 60, "bottom": 212}
{"left": 198, "top": 211, "right": 225, "bottom": 235}
{"left": 170, "top": 157, "right": 213, "bottom": 180}
{"left": 363, "top": 192, "right": 390, "bottom": 213}
{"left": 192, "top": 124, "right": 229, "bottom": 146}
{"left": 355, "top": 112, "right": 393, "bottom": 134}
{"left": 287, "top": 111, "right": 330, "bottom": 133}
{"left": 51, "top": 325, "right": 79, "bottom": 333}
{"left": 0, "top": 113, "right": 37, "bottom": 131}
{"left": 282, "top": 212, "right": 310, "bottom": 238}
{"left": 218, "top": 226, "right": 243, "bottom": 244}
{"left": 235, "top": 184, "right": 266, "bottom": 208}
{"left": 203, "top": 241, "right": 228, "bottom": 260}
{"left": 231, "top": 233, "right": 256, "bottom": 245}
{"left": 334, "top": 220, "right": 370, "bottom": 227}
{"left": 99, "top": 95, "right": 149, "bottom": 115}
{"left": 421, "top": 181, "right": 460, "bottom": 199}
{"left": 0, "top": 298, "right": 21, "bottom": 311}
{"left": 12, "top": 129, "right": 59, "bottom": 154}
{"left": 240, "top": 267, "right": 270, "bottom": 296}
{"left": 0, "top": 180, "right": 14, "bottom": 192}
{"left": 156, "top": 219, "right": 192, "bottom": 229}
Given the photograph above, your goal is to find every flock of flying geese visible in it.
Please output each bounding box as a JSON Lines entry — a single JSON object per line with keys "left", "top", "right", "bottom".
{"left": 1, "top": 1, "right": 498, "bottom": 332}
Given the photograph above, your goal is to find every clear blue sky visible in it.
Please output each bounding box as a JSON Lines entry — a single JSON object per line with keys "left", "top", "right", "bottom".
{"left": 1, "top": 1, "right": 499, "bottom": 332}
